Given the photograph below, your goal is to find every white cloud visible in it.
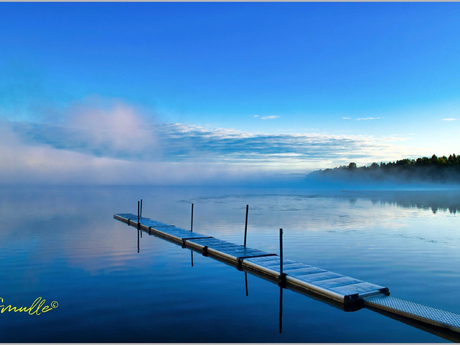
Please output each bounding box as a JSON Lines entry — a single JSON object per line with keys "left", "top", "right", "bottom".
{"left": 343, "top": 117, "right": 351, "bottom": 120}
{"left": 261, "top": 115, "right": 279, "bottom": 120}
{"left": 356, "top": 117, "right": 380, "bottom": 121}
{"left": 66, "top": 101, "right": 157, "bottom": 153}
{"left": 442, "top": 118, "right": 455, "bottom": 121}
{"left": 156, "top": 123, "right": 419, "bottom": 169}
{"left": 4, "top": 116, "right": 421, "bottom": 184}
{"left": 1, "top": 98, "right": 428, "bottom": 185}
{"left": 253, "top": 115, "right": 259, "bottom": 118}
{"left": 0, "top": 122, "right": 264, "bottom": 185}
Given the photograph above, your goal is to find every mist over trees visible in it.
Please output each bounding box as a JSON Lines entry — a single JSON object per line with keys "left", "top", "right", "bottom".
{"left": 311, "top": 154, "right": 460, "bottom": 184}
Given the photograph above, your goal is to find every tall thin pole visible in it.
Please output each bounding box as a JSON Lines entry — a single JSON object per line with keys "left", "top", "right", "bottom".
{"left": 191, "top": 251, "right": 194, "bottom": 267}
{"left": 279, "top": 228, "right": 283, "bottom": 276}
{"left": 191, "top": 203, "right": 194, "bottom": 232}
{"left": 139, "top": 200, "right": 142, "bottom": 238}
{"left": 244, "top": 205, "right": 249, "bottom": 247}
{"left": 137, "top": 201, "right": 140, "bottom": 253}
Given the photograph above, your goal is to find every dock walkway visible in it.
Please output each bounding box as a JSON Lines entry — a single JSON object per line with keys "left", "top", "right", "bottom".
{"left": 114, "top": 212, "right": 460, "bottom": 340}
{"left": 114, "top": 213, "right": 388, "bottom": 307}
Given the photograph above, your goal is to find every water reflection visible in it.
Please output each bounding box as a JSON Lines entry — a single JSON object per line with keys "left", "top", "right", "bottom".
{"left": 2, "top": 186, "right": 460, "bottom": 342}
{"left": 185, "top": 189, "right": 460, "bottom": 216}
{"left": 241, "top": 260, "right": 283, "bottom": 334}
{"left": 245, "top": 272, "right": 248, "bottom": 297}
{"left": 279, "top": 286, "right": 283, "bottom": 334}
{"left": 348, "top": 190, "right": 460, "bottom": 214}
{"left": 134, "top": 218, "right": 460, "bottom": 342}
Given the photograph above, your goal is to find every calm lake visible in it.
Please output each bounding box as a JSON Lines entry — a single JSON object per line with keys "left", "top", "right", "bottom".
{"left": 1, "top": 185, "right": 460, "bottom": 342}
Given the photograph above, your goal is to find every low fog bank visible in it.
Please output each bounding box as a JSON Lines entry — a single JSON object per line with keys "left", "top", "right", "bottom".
{"left": 308, "top": 166, "right": 460, "bottom": 190}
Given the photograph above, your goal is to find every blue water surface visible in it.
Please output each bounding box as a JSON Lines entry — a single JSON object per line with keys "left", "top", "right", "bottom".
{"left": 1, "top": 186, "right": 460, "bottom": 342}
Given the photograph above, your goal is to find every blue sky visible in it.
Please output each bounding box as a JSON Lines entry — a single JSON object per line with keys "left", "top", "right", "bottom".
{"left": 1, "top": 3, "right": 460, "bottom": 184}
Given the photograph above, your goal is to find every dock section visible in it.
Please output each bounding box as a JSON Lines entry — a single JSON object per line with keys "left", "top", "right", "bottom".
{"left": 114, "top": 212, "right": 460, "bottom": 340}
{"left": 114, "top": 213, "right": 388, "bottom": 308}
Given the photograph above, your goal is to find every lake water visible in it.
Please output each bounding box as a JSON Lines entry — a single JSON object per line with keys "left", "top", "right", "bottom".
{"left": 1, "top": 185, "right": 460, "bottom": 342}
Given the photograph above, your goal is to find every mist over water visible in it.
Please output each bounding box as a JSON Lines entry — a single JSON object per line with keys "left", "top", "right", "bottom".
{"left": 1, "top": 185, "right": 459, "bottom": 342}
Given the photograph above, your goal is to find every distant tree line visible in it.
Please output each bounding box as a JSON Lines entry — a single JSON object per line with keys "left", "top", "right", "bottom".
{"left": 314, "top": 154, "right": 460, "bottom": 183}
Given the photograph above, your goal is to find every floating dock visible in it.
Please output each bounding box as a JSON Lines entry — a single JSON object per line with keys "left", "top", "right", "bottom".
{"left": 114, "top": 212, "right": 460, "bottom": 340}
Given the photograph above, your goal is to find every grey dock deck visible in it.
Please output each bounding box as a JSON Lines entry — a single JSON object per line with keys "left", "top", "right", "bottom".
{"left": 114, "top": 213, "right": 388, "bottom": 306}
{"left": 114, "top": 212, "right": 460, "bottom": 340}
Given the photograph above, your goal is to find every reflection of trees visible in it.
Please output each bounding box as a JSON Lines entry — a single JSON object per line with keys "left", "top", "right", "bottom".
{"left": 354, "top": 191, "right": 460, "bottom": 214}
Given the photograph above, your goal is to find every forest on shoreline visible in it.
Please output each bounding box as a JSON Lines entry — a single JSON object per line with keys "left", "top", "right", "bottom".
{"left": 311, "top": 154, "right": 460, "bottom": 183}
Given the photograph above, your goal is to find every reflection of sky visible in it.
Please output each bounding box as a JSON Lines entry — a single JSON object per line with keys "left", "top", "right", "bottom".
{"left": 1, "top": 186, "right": 460, "bottom": 342}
